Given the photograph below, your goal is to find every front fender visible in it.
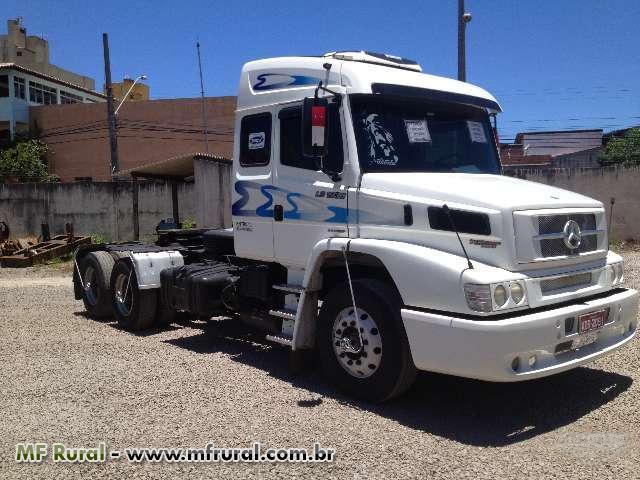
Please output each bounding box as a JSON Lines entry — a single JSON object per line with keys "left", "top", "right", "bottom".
{"left": 292, "top": 238, "right": 525, "bottom": 350}
{"left": 303, "top": 238, "right": 475, "bottom": 313}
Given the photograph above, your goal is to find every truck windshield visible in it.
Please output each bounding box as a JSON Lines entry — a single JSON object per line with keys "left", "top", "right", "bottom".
{"left": 350, "top": 95, "right": 500, "bottom": 174}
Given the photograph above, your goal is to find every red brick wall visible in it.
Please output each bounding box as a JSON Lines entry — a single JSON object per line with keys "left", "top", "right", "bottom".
{"left": 30, "top": 96, "right": 236, "bottom": 181}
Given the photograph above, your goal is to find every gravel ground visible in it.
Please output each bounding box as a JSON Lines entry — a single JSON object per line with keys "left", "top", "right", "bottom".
{"left": 1, "top": 253, "right": 639, "bottom": 480}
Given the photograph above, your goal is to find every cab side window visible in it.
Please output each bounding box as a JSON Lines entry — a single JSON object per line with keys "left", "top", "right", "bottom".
{"left": 240, "top": 113, "right": 272, "bottom": 167}
{"left": 279, "top": 103, "right": 343, "bottom": 172}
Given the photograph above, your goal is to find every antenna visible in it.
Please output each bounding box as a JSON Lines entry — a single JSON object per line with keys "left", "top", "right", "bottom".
{"left": 442, "top": 204, "right": 474, "bottom": 269}
{"left": 608, "top": 197, "right": 615, "bottom": 249}
{"left": 196, "top": 39, "right": 209, "bottom": 153}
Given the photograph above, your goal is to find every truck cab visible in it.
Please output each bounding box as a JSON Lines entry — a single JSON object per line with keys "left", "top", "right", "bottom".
{"left": 74, "top": 51, "right": 638, "bottom": 402}
{"left": 231, "top": 51, "right": 638, "bottom": 396}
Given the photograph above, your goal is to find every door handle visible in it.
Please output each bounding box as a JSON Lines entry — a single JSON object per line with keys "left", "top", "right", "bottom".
{"left": 274, "top": 204, "right": 283, "bottom": 222}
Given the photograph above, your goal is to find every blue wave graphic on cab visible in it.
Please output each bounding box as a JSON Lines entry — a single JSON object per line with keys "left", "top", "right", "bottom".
{"left": 232, "top": 181, "right": 348, "bottom": 223}
{"left": 252, "top": 73, "right": 320, "bottom": 91}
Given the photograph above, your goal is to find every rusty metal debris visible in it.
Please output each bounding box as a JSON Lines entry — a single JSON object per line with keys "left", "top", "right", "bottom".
{"left": 0, "top": 223, "right": 91, "bottom": 268}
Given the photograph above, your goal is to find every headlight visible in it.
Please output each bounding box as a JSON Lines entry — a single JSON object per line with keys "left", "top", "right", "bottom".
{"left": 464, "top": 281, "right": 528, "bottom": 313}
{"left": 510, "top": 282, "right": 525, "bottom": 304}
{"left": 494, "top": 285, "right": 508, "bottom": 307}
{"left": 464, "top": 284, "right": 492, "bottom": 312}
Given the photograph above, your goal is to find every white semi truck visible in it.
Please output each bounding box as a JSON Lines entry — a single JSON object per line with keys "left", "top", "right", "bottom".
{"left": 74, "top": 51, "right": 638, "bottom": 402}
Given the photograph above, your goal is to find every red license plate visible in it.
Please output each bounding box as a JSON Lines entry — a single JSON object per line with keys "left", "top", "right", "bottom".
{"left": 578, "top": 310, "right": 607, "bottom": 334}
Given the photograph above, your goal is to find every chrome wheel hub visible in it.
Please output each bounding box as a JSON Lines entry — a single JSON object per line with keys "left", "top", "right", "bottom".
{"left": 332, "top": 307, "right": 382, "bottom": 378}
{"left": 83, "top": 266, "right": 98, "bottom": 306}
{"left": 114, "top": 271, "right": 133, "bottom": 316}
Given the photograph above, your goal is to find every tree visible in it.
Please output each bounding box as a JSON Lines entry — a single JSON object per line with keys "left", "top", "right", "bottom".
{"left": 599, "top": 128, "right": 640, "bottom": 166}
{"left": 0, "top": 139, "right": 57, "bottom": 182}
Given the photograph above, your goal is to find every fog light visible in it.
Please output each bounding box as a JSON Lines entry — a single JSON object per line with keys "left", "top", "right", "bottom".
{"left": 511, "top": 357, "right": 520, "bottom": 372}
{"left": 494, "top": 285, "right": 508, "bottom": 307}
{"left": 528, "top": 355, "right": 537, "bottom": 368}
{"left": 510, "top": 283, "right": 525, "bottom": 304}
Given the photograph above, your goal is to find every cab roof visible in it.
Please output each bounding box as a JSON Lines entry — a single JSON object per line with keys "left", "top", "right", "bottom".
{"left": 237, "top": 53, "right": 501, "bottom": 112}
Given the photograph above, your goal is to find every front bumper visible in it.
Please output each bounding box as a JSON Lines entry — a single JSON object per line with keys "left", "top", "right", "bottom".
{"left": 402, "top": 288, "right": 638, "bottom": 382}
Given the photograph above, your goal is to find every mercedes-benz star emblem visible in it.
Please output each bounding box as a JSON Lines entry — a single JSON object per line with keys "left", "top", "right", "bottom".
{"left": 563, "top": 220, "right": 582, "bottom": 250}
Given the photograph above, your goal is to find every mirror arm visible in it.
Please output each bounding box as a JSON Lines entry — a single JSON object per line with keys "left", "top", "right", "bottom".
{"left": 314, "top": 81, "right": 342, "bottom": 105}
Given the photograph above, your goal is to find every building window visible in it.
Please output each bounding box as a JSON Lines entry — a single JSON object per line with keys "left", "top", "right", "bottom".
{"left": 13, "top": 76, "right": 26, "bottom": 99}
{"left": 60, "top": 90, "right": 83, "bottom": 104}
{"left": 29, "top": 81, "right": 57, "bottom": 105}
{"left": 0, "top": 75, "right": 9, "bottom": 97}
{"left": 279, "top": 104, "right": 343, "bottom": 172}
{"left": 239, "top": 113, "right": 272, "bottom": 167}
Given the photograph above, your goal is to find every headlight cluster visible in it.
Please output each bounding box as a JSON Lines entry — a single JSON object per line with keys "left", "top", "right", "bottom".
{"left": 608, "top": 262, "right": 624, "bottom": 286}
{"left": 464, "top": 281, "right": 528, "bottom": 313}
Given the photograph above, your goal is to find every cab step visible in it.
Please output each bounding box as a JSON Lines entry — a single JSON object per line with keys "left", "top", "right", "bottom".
{"left": 272, "top": 284, "right": 304, "bottom": 294}
{"left": 268, "top": 308, "right": 297, "bottom": 321}
{"left": 265, "top": 334, "right": 293, "bottom": 346}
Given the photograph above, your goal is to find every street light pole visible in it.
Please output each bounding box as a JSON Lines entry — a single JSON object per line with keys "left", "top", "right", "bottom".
{"left": 103, "top": 33, "right": 119, "bottom": 178}
{"left": 114, "top": 75, "right": 147, "bottom": 115}
{"left": 196, "top": 40, "right": 209, "bottom": 153}
{"left": 457, "top": 0, "right": 472, "bottom": 82}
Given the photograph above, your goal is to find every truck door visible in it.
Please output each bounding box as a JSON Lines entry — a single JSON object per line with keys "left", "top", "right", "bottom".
{"left": 231, "top": 111, "right": 275, "bottom": 261}
{"left": 273, "top": 102, "right": 349, "bottom": 267}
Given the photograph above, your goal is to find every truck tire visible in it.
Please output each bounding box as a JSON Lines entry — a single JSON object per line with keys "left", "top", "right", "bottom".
{"left": 317, "top": 279, "right": 416, "bottom": 402}
{"left": 79, "top": 251, "right": 115, "bottom": 319}
{"left": 110, "top": 259, "right": 157, "bottom": 331}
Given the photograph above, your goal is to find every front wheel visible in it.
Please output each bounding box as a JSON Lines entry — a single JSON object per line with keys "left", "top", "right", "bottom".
{"left": 317, "top": 279, "right": 416, "bottom": 402}
{"left": 110, "top": 259, "right": 157, "bottom": 331}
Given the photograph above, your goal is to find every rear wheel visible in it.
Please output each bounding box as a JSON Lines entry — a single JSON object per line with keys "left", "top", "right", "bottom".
{"left": 79, "top": 251, "right": 115, "bottom": 318}
{"left": 110, "top": 259, "right": 157, "bottom": 331}
{"left": 317, "top": 279, "right": 416, "bottom": 402}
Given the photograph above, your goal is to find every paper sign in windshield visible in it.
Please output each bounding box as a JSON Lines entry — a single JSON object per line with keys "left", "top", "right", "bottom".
{"left": 404, "top": 120, "right": 431, "bottom": 143}
{"left": 248, "top": 132, "right": 265, "bottom": 150}
{"left": 467, "top": 121, "right": 487, "bottom": 143}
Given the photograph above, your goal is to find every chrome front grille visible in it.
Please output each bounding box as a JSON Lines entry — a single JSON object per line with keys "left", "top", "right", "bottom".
{"left": 540, "top": 272, "right": 593, "bottom": 294}
{"left": 536, "top": 213, "right": 599, "bottom": 258}
{"left": 540, "top": 235, "right": 598, "bottom": 257}
{"left": 538, "top": 213, "right": 596, "bottom": 235}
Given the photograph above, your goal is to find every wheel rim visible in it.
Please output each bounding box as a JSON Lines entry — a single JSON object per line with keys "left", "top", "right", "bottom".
{"left": 113, "top": 271, "right": 134, "bottom": 317}
{"left": 332, "top": 307, "right": 383, "bottom": 378}
{"left": 83, "top": 265, "right": 99, "bottom": 306}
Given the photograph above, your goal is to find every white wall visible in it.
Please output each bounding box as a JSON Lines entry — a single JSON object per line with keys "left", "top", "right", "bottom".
{"left": 0, "top": 67, "right": 104, "bottom": 138}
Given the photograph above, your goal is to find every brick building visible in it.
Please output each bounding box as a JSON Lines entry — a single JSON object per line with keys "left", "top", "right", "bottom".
{"left": 30, "top": 96, "right": 236, "bottom": 181}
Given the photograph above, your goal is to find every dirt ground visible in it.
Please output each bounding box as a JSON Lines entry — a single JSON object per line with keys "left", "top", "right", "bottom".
{"left": 0, "top": 252, "right": 639, "bottom": 479}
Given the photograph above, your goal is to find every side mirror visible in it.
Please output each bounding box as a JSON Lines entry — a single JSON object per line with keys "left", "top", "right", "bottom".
{"left": 302, "top": 96, "right": 329, "bottom": 158}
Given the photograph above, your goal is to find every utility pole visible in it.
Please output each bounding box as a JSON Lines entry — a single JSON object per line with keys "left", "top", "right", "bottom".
{"left": 457, "top": 0, "right": 472, "bottom": 82}
{"left": 103, "top": 33, "right": 119, "bottom": 177}
{"left": 196, "top": 40, "right": 209, "bottom": 153}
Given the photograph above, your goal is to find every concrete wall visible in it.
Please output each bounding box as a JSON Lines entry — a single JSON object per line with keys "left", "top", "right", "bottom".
{"left": 3, "top": 165, "right": 639, "bottom": 243}
{"left": 0, "top": 181, "right": 199, "bottom": 242}
{"left": 508, "top": 166, "right": 640, "bottom": 240}
{"left": 1, "top": 158, "right": 233, "bottom": 241}
{"left": 194, "top": 157, "right": 232, "bottom": 229}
